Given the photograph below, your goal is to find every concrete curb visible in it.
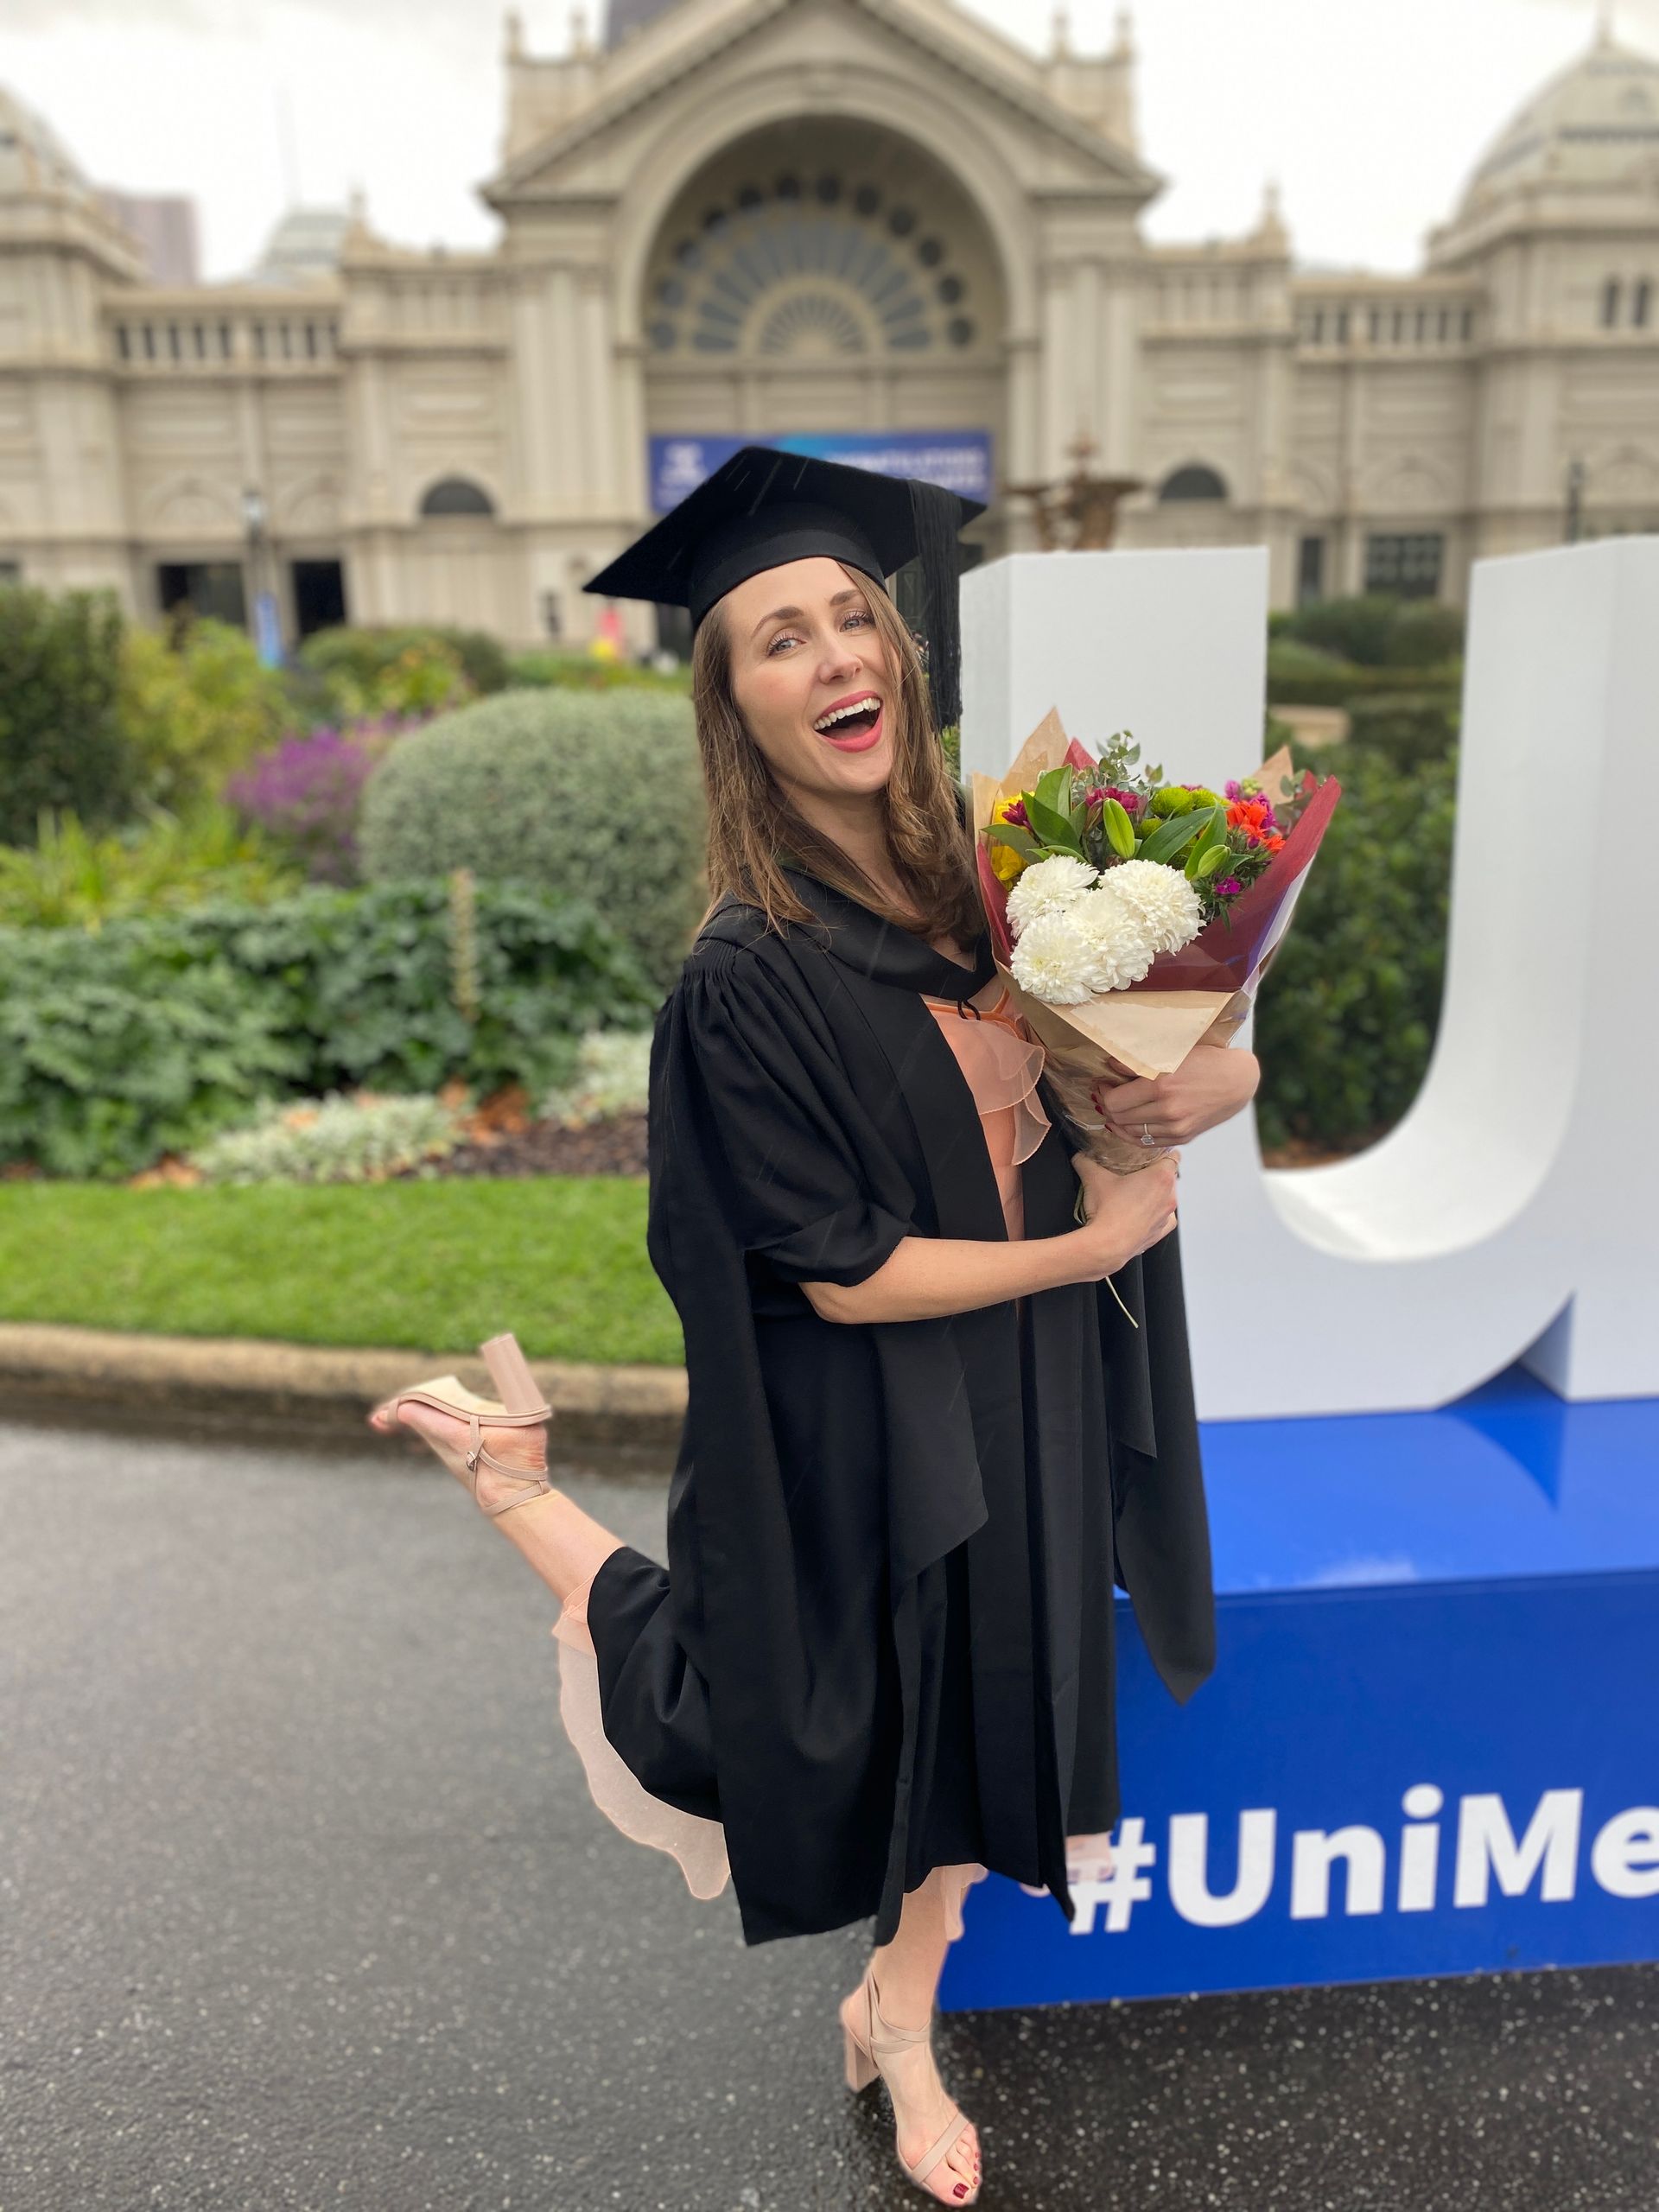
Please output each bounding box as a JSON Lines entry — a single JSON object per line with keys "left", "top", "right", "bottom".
{"left": 0, "top": 1322, "right": 687, "bottom": 1455}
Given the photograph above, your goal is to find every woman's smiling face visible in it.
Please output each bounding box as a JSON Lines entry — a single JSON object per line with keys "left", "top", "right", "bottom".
{"left": 720, "top": 556, "right": 893, "bottom": 803}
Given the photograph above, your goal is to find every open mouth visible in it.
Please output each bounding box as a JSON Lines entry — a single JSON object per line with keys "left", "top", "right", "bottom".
{"left": 812, "top": 696, "right": 884, "bottom": 749}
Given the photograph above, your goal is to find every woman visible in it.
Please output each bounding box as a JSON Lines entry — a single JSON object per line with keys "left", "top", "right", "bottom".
{"left": 370, "top": 448, "right": 1261, "bottom": 2204}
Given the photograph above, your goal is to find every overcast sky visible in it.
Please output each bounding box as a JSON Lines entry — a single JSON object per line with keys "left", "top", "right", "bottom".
{"left": 1, "top": 0, "right": 1653, "bottom": 283}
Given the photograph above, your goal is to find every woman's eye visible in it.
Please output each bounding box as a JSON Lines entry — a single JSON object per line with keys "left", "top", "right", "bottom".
{"left": 766, "top": 611, "right": 872, "bottom": 655}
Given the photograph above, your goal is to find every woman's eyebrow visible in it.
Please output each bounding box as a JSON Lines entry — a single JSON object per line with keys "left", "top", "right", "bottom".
{"left": 750, "top": 587, "right": 865, "bottom": 641}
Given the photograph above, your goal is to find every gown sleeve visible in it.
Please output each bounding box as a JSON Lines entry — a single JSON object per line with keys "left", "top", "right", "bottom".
{"left": 670, "top": 942, "right": 919, "bottom": 1290}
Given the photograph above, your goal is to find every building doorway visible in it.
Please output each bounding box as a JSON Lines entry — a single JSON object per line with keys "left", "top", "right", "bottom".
{"left": 291, "top": 558, "right": 346, "bottom": 638}
{"left": 156, "top": 562, "right": 247, "bottom": 629}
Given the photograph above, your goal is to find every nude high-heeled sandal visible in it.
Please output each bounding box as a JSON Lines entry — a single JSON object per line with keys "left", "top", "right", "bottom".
{"left": 841, "top": 1967, "right": 982, "bottom": 2202}
{"left": 367, "top": 1332, "right": 555, "bottom": 1517}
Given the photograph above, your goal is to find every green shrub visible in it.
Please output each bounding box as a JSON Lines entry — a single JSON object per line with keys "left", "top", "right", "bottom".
{"left": 358, "top": 687, "right": 707, "bottom": 991}
{"left": 1277, "top": 593, "right": 1465, "bottom": 672}
{"left": 1268, "top": 639, "right": 1460, "bottom": 709}
{"left": 0, "top": 800, "right": 303, "bottom": 928}
{"left": 299, "top": 624, "right": 507, "bottom": 714}
{"left": 1280, "top": 594, "right": 1407, "bottom": 668}
{"left": 1266, "top": 638, "right": 1360, "bottom": 704}
{"left": 0, "top": 880, "right": 657, "bottom": 1179}
{"left": 1342, "top": 691, "right": 1459, "bottom": 772}
{"left": 0, "top": 584, "right": 132, "bottom": 846}
{"left": 507, "top": 647, "right": 691, "bottom": 694}
{"left": 117, "top": 614, "right": 289, "bottom": 810}
{"left": 1383, "top": 600, "right": 1465, "bottom": 669}
{"left": 1254, "top": 744, "right": 1457, "bottom": 1153}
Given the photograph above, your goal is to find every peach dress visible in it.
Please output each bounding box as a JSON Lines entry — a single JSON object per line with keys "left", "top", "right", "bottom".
{"left": 548, "top": 978, "right": 1116, "bottom": 1938}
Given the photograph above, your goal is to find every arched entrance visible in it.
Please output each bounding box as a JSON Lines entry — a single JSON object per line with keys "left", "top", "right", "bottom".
{"left": 639, "top": 118, "right": 1006, "bottom": 652}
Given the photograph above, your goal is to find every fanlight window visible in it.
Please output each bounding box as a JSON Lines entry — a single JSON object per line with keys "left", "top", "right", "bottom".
{"left": 1159, "top": 464, "right": 1230, "bottom": 503}
{"left": 646, "top": 172, "right": 976, "bottom": 356}
{"left": 420, "top": 477, "right": 495, "bottom": 518}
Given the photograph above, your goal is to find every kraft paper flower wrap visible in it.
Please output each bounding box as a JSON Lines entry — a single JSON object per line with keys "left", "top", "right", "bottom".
{"left": 970, "top": 708, "right": 1341, "bottom": 1178}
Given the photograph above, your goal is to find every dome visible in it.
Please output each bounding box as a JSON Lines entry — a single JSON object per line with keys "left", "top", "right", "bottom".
{"left": 0, "top": 82, "right": 97, "bottom": 205}
{"left": 242, "top": 206, "right": 353, "bottom": 288}
{"left": 1456, "top": 30, "right": 1659, "bottom": 218}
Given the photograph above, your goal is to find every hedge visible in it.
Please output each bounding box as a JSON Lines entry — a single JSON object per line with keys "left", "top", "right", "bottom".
{"left": 1254, "top": 742, "right": 1457, "bottom": 1152}
{"left": 0, "top": 583, "right": 132, "bottom": 846}
{"left": 0, "top": 880, "right": 657, "bottom": 1179}
{"left": 358, "top": 686, "right": 708, "bottom": 992}
{"left": 298, "top": 622, "right": 512, "bottom": 699}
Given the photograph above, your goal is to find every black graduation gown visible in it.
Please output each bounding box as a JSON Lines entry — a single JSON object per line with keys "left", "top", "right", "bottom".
{"left": 581, "top": 866, "right": 1216, "bottom": 1948}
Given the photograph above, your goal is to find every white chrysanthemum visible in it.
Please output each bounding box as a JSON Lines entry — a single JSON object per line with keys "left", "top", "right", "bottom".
{"left": 1005, "top": 852, "right": 1099, "bottom": 938}
{"left": 1007, "top": 906, "right": 1096, "bottom": 1004}
{"left": 1096, "top": 857, "right": 1205, "bottom": 955}
{"left": 1068, "top": 887, "right": 1159, "bottom": 992}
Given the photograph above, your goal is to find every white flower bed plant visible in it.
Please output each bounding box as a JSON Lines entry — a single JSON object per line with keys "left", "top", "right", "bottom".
{"left": 538, "top": 1028, "right": 653, "bottom": 1128}
{"left": 186, "top": 1090, "right": 467, "bottom": 1185}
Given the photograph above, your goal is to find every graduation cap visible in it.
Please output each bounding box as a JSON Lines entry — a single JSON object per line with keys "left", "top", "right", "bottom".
{"left": 581, "top": 444, "right": 987, "bottom": 732}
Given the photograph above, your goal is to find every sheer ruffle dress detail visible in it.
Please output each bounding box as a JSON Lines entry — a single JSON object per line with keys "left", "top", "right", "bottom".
{"left": 548, "top": 980, "right": 1115, "bottom": 1935}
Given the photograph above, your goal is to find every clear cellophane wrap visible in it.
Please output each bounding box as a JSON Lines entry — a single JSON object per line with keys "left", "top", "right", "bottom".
{"left": 971, "top": 708, "right": 1340, "bottom": 1178}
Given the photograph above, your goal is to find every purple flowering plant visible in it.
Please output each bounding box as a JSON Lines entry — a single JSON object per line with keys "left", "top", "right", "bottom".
{"left": 226, "top": 712, "right": 434, "bottom": 885}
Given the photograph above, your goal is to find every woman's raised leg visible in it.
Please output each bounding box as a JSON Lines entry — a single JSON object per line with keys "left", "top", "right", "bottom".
{"left": 368, "top": 1398, "right": 623, "bottom": 1603}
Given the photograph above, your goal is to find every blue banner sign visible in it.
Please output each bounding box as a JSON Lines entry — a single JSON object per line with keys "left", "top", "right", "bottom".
{"left": 940, "top": 1366, "right": 1659, "bottom": 2010}
{"left": 648, "top": 431, "right": 993, "bottom": 514}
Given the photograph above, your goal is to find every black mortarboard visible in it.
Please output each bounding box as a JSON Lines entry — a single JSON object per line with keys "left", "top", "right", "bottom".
{"left": 580, "top": 444, "right": 987, "bottom": 732}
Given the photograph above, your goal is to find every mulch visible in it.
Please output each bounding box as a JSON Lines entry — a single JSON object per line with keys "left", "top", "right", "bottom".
{"left": 435, "top": 1115, "right": 649, "bottom": 1179}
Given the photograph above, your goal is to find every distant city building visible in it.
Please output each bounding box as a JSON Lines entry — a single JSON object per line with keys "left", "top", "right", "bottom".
{"left": 0, "top": 10, "right": 1654, "bottom": 648}
{"left": 94, "top": 188, "right": 200, "bottom": 288}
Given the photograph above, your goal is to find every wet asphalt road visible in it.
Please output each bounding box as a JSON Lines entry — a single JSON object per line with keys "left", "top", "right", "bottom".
{"left": 3, "top": 1408, "right": 1657, "bottom": 2212}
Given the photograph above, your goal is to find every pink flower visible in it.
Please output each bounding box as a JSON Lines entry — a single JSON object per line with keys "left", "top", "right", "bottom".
{"left": 1003, "top": 798, "right": 1030, "bottom": 829}
{"left": 1216, "top": 875, "right": 1243, "bottom": 897}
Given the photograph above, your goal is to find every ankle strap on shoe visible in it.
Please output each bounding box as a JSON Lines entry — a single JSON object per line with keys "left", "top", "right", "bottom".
{"left": 867, "top": 1969, "right": 932, "bottom": 2050}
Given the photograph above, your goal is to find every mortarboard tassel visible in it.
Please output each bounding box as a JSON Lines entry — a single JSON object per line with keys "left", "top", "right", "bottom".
{"left": 905, "top": 475, "right": 966, "bottom": 736}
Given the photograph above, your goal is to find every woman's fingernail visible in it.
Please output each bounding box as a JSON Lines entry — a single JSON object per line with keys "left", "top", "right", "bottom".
{"left": 954, "top": 2190, "right": 967, "bottom": 2200}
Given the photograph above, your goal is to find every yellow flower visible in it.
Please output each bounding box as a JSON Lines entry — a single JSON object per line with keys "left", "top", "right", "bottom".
{"left": 988, "top": 796, "right": 1030, "bottom": 886}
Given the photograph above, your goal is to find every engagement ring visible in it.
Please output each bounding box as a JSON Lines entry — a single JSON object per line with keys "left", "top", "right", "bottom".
{"left": 1140, "top": 1123, "right": 1154, "bottom": 1147}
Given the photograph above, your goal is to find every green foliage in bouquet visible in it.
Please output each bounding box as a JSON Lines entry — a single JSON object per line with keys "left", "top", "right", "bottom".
{"left": 984, "top": 729, "right": 1292, "bottom": 920}
{"left": 1253, "top": 743, "right": 1457, "bottom": 1153}
{"left": 0, "top": 880, "right": 657, "bottom": 1179}
{"left": 358, "top": 687, "right": 707, "bottom": 992}
{"left": 0, "top": 583, "right": 132, "bottom": 847}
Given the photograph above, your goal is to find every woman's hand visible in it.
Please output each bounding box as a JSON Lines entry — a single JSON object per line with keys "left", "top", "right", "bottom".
{"left": 1069, "top": 1153, "right": 1181, "bottom": 1281}
{"left": 1090, "top": 1043, "right": 1260, "bottom": 1148}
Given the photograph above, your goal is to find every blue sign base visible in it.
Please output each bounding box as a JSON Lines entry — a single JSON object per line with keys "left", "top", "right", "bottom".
{"left": 939, "top": 1365, "right": 1659, "bottom": 2011}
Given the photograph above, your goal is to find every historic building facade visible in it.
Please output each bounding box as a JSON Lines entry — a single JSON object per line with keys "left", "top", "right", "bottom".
{"left": 0, "top": 4, "right": 1656, "bottom": 652}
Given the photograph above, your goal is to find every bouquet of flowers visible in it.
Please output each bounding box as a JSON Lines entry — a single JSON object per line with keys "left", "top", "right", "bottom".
{"left": 971, "top": 708, "right": 1341, "bottom": 1174}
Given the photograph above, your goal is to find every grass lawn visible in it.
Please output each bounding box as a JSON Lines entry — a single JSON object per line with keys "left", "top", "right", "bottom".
{"left": 0, "top": 1178, "right": 683, "bottom": 1368}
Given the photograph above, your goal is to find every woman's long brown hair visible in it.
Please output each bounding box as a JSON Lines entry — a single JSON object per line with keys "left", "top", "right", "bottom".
{"left": 689, "top": 562, "right": 985, "bottom": 949}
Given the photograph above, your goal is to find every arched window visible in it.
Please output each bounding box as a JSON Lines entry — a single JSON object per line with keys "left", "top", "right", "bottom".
{"left": 1159, "top": 464, "right": 1230, "bottom": 504}
{"left": 419, "top": 477, "right": 496, "bottom": 518}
